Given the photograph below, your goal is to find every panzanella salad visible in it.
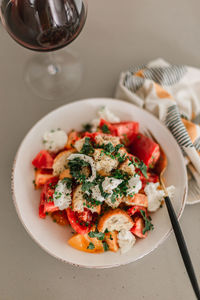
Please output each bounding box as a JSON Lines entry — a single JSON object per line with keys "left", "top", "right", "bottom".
{"left": 32, "top": 107, "right": 175, "bottom": 254}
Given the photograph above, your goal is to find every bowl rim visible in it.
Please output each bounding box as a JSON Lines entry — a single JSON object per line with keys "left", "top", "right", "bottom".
{"left": 11, "top": 97, "right": 188, "bottom": 268}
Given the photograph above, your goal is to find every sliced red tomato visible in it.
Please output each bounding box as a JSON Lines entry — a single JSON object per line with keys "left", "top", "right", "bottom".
{"left": 130, "top": 217, "right": 147, "bottom": 238}
{"left": 51, "top": 210, "right": 69, "bottom": 225}
{"left": 130, "top": 133, "right": 160, "bottom": 168}
{"left": 78, "top": 209, "right": 93, "bottom": 223}
{"left": 140, "top": 172, "right": 159, "bottom": 190}
{"left": 128, "top": 205, "right": 147, "bottom": 218}
{"left": 66, "top": 207, "right": 92, "bottom": 235}
{"left": 83, "top": 131, "right": 101, "bottom": 141}
{"left": 39, "top": 177, "right": 59, "bottom": 218}
{"left": 32, "top": 150, "right": 54, "bottom": 169}
{"left": 34, "top": 169, "right": 54, "bottom": 189}
{"left": 99, "top": 119, "right": 118, "bottom": 136}
{"left": 111, "top": 121, "right": 139, "bottom": 146}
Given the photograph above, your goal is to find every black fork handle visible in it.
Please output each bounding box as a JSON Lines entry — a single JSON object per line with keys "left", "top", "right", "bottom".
{"left": 165, "top": 196, "right": 200, "bottom": 300}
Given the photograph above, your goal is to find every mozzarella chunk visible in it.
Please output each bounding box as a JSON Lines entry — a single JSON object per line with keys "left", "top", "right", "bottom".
{"left": 43, "top": 129, "right": 67, "bottom": 153}
{"left": 89, "top": 177, "right": 122, "bottom": 206}
{"left": 102, "top": 177, "right": 123, "bottom": 208}
{"left": 97, "top": 106, "right": 120, "bottom": 123}
{"left": 68, "top": 153, "right": 96, "bottom": 182}
{"left": 91, "top": 106, "right": 120, "bottom": 131}
{"left": 91, "top": 185, "right": 105, "bottom": 202}
{"left": 118, "top": 230, "right": 136, "bottom": 254}
{"left": 167, "top": 185, "right": 176, "bottom": 199}
{"left": 144, "top": 182, "right": 175, "bottom": 212}
{"left": 53, "top": 179, "right": 72, "bottom": 210}
{"left": 102, "top": 177, "right": 123, "bottom": 194}
{"left": 95, "top": 135, "right": 120, "bottom": 147}
{"left": 145, "top": 183, "right": 164, "bottom": 212}
{"left": 93, "top": 149, "right": 119, "bottom": 176}
{"left": 127, "top": 174, "right": 142, "bottom": 195}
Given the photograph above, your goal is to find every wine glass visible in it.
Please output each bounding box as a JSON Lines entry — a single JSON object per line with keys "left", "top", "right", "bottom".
{"left": 0, "top": 0, "right": 87, "bottom": 100}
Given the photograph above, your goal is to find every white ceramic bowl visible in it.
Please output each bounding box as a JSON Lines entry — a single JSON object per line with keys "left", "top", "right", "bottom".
{"left": 12, "top": 98, "right": 187, "bottom": 268}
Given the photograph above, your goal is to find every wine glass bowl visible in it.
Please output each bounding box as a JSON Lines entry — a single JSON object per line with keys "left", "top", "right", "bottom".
{"left": 0, "top": 0, "right": 87, "bottom": 100}
{"left": 0, "top": 0, "right": 87, "bottom": 52}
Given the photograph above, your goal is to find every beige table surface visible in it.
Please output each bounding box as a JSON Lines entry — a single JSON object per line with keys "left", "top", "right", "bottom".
{"left": 1, "top": 0, "right": 200, "bottom": 299}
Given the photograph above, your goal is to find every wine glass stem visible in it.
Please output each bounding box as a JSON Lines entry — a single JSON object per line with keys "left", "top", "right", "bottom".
{"left": 47, "top": 52, "right": 60, "bottom": 75}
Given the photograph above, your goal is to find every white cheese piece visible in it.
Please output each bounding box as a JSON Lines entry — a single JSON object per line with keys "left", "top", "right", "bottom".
{"left": 67, "top": 153, "right": 96, "bottom": 182}
{"left": 91, "top": 185, "right": 105, "bottom": 202}
{"left": 167, "top": 185, "right": 176, "bottom": 199}
{"left": 53, "top": 179, "right": 72, "bottom": 210}
{"left": 102, "top": 177, "right": 123, "bottom": 208}
{"left": 127, "top": 174, "right": 142, "bottom": 195}
{"left": 117, "top": 230, "right": 136, "bottom": 254}
{"left": 102, "top": 177, "right": 123, "bottom": 194}
{"left": 90, "top": 177, "right": 123, "bottom": 204}
{"left": 144, "top": 182, "right": 164, "bottom": 212}
{"left": 97, "top": 106, "right": 120, "bottom": 123}
{"left": 43, "top": 129, "right": 67, "bottom": 153}
{"left": 144, "top": 182, "right": 175, "bottom": 212}
{"left": 91, "top": 106, "right": 120, "bottom": 132}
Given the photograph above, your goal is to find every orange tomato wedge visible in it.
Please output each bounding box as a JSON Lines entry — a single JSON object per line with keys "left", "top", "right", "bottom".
{"left": 105, "top": 231, "right": 119, "bottom": 252}
{"left": 68, "top": 233, "right": 104, "bottom": 253}
{"left": 34, "top": 169, "right": 54, "bottom": 189}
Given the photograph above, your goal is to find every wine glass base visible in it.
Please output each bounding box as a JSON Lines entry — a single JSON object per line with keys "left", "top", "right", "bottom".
{"left": 25, "top": 49, "right": 82, "bottom": 101}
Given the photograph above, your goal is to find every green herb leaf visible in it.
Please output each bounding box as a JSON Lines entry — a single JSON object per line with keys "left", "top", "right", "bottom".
{"left": 68, "top": 158, "right": 89, "bottom": 182}
{"left": 61, "top": 177, "right": 72, "bottom": 189}
{"left": 99, "top": 181, "right": 110, "bottom": 199}
{"left": 101, "top": 124, "right": 110, "bottom": 134}
{"left": 104, "top": 142, "right": 115, "bottom": 153}
{"left": 137, "top": 161, "right": 148, "bottom": 178}
{"left": 88, "top": 231, "right": 105, "bottom": 240}
{"left": 115, "top": 144, "right": 124, "bottom": 152}
{"left": 82, "top": 123, "right": 92, "bottom": 132}
{"left": 82, "top": 181, "right": 94, "bottom": 193}
{"left": 140, "top": 209, "right": 154, "bottom": 234}
{"left": 87, "top": 242, "right": 95, "bottom": 250}
{"left": 118, "top": 153, "right": 127, "bottom": 163}
{"left": 102, "top": 241, "right": 109, "bottom": 252}
{"left": 80, "top": 137, "right": 94, "bottom": 155}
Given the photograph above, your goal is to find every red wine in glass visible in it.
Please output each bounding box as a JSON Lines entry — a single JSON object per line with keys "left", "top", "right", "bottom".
{"left": 1, "top": 0, "right": 87, "bottom": 52}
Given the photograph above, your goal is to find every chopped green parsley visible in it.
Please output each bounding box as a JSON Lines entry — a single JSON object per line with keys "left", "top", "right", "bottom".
{"left": 88, "top": 231, "right": 105, "bottom": 240}
{"left": 140, "top": 209, "right": 154, "bottom": 234}
{"left": 102, "top": 241, "right": 109, "bottom": 251}
{"left": 101, "top": 124, "right": 110, "bottom": 134}
{"left": 80, "top": 137, "right": 94, "bottom": 155}
{"left": 87, "top": 242, "right": 95, "bottom": 250}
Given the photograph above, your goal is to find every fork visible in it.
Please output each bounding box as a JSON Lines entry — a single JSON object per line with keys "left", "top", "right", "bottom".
{"left": 143, "top": 128, "right": 200, "bottom": 300}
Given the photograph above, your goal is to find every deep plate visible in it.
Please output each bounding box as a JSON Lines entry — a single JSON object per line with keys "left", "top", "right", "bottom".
{"left": 12, "top": 98, "right": 187, "bottom": 268}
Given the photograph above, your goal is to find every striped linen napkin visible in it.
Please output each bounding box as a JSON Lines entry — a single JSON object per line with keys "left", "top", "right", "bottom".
{"left": 115, "top": 58, "right": 200, "bottom": 205}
